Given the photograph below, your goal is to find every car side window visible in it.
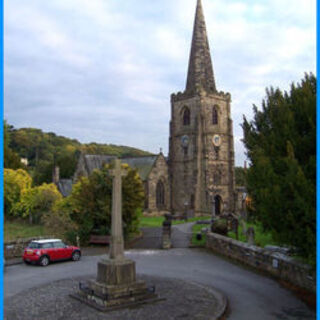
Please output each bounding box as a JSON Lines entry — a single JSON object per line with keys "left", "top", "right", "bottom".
{"left": 28, "top": 242, "right": 41, "bottom": 249}
{"left": 42, "top": 243, "right": 53, "bottom": 249}
{"left": 53, "top": 242, "right": 65, "bottom": 248}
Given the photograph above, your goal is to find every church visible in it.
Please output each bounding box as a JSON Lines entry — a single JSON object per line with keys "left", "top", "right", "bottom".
{"left": 57, "top": 0, "right": 239, "bottom": 217}
{"left": 169, "top": 0, "right": 235, "bottom": 216}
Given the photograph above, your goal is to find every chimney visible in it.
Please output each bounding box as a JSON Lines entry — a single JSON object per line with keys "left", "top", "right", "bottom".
{"left": 53, "top": 166, "right": 60, "bottom": 185}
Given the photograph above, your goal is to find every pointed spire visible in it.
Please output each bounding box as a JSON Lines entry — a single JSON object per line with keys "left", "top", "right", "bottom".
{"left": 186, "top": 0, "right": 217, "bottom": 94}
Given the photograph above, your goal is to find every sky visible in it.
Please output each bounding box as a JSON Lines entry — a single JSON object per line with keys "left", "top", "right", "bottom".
{"left": 4, "top": 0, "right": 316, "bottom": 166}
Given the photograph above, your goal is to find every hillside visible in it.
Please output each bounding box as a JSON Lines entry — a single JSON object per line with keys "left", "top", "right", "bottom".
{"left": 5, "top": 122, "right": 152, "bottom": 185}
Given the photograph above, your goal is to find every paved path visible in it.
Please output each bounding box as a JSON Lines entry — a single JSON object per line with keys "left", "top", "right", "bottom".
{"left": 130, "top": 227, "right": 162, "bottom": 249}
{"left": 171, "top": 222, "right": 194, "bottom": 248}
{"left": 4, "top": 248, "right": 315, "bottom": 320}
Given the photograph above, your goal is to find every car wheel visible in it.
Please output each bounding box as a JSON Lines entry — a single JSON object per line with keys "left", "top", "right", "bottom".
{"left": 39, "top": 256, "right": 50, "bottom": 267}
{"left": 24, "top": 260, "right": 31, "bottom": 265}
{"left": 71, "top": 251, "right": 81, "bottom": 261}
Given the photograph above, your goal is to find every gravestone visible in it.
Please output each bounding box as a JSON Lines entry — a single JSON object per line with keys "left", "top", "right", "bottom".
{"left": 246, "top": 227, "right": 255, "bottom": 245}
{"left": 241, "top": 220, "right": 247, "bottom": 236}
{"left": 72, "top": 159, "right": 159, "bottom": 311}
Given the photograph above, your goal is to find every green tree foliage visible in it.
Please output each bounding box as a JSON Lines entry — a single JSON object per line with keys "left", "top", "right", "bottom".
{"left": 14, "top": 183, "right": 62, "bottom": 224}
{"left": 67, "top": 163, "right": 144, "bottom": 244}
{"left": 235, "top": 167, "right": 246, "bottom": 186}
{"left": 4, "top": 121, "right": 26, "bottom": 170}
{"left": 42, "top": 203, "right": 77, "bottom": 243}
{"left": 4, "top": 169, "right": 32, "bottom": 217}
{"left": 242, "top": 73, "right": 316, "bottom": 264}
{"left": 5, "top": 124, "right": 151, "bottom": 185}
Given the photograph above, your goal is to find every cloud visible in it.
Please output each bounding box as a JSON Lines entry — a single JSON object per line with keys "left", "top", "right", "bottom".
{"left": 4, "top": 0, "right": 316, "bottom": 166}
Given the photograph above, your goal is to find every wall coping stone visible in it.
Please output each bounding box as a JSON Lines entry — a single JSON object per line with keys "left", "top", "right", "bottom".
{"left": 206, "top": 232, "right": 315, "bottom": 292}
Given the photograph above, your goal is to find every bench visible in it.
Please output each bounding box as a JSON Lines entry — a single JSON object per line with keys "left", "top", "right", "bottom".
{"left": 89, "top": 235, "right": 110, "bottom": 245}
{"left": 171, "top": 215, "right": 187, "bottom": 221}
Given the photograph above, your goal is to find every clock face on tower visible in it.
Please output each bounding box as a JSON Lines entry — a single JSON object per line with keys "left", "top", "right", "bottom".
{"left": 181, "top": 135, "right": 189, "bottom": 147}
{"left": 212, "top": 134, "right": 221, "bottom": 147}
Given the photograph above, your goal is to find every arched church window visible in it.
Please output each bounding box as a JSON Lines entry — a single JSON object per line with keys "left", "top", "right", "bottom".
{"left": 183, "top": 108, "right": 191, "bottom": 126}
{"left": 214, "top": 195, "right": 222, "bottom": 215}
{"left": 156, "top": 180, "right": 165, "bottom": 209}
{"left": 212, "top": 106, "right": 218, "bottom": 125}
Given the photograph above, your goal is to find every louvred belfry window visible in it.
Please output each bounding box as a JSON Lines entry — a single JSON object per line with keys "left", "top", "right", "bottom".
{"left": 212, "top": 107, "right": 218, "bottom": 125}
{"left": 183, "top": 108, "right": 191, "bottom": 126}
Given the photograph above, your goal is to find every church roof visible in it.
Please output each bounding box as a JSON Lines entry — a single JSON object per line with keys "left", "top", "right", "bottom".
{"left": 57, "top": 179, "right": 73, "bottom": 197}
{"left": 121, "top": 156, "right": 158, "bottom": 180}
{"left": 81, "top": 154, "right": 159, "bottom": 181}
{"left": 83, "top": 155, "right": 116, "bottom": 174}
{"left": 186, "top": 0, "right": 216, "bottom": 94}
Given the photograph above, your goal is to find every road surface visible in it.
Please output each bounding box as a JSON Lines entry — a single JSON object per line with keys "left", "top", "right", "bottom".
{"left": 4, "top": 248, "right": 315, "bottom": 320}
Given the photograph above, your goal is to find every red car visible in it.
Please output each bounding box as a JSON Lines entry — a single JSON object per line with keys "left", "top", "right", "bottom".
{"left": 23, "top": 239, "right": 81, "bottom": 266}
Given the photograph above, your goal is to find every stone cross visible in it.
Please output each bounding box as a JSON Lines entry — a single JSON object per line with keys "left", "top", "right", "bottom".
{"left": 109, "top": 159, "right": 127, "bottom": 260}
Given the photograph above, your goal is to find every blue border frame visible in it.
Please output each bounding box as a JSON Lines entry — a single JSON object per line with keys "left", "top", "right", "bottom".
{"left": 0, "top": 1, "right": 317, "bottom": 319}
{"left": 0, "top": 0, "right": 4, "bottom": 317}
{"left": 316, "top": 0, "right": 319, "bottom": 316}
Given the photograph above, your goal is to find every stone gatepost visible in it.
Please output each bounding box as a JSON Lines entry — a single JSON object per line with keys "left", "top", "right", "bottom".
{"left": 162, "top": 214, "right": 172, "bottom": 249}
{"left": 72, "top": 159, "right": 160, "bottom": 311}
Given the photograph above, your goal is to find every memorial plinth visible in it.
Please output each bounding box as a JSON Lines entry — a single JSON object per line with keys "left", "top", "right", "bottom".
{"left": 71, "top": 159, "right": 160, "bottom": 311}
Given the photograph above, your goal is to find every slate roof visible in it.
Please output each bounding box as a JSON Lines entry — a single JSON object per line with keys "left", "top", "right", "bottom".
{"left": 57, "top": 179, "right": 73, "bottom": 197}
{"left": 83, "top": 155, "right": 116, "bottom": 175}
{"left": 82, "top": 154, "right": 159, "bottom": 181}
{"left": 121, "top": 156, "right": 158, "bottom": 180}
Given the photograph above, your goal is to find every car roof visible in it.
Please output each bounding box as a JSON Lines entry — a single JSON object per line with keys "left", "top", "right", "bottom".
{"left": 30, "top": 239, "right": 62, "bottom": 244}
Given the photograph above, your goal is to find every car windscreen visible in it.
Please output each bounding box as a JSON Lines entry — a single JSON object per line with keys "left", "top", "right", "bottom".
{"left": 27, "top": 242, "right": 42, "bottom": 249}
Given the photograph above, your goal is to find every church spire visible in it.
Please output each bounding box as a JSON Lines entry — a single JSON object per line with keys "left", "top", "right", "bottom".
{"left": 186, "top": 0, "right": 217, "bottom": 94}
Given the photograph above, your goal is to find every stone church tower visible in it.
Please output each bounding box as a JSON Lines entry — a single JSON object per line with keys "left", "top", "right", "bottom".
{"left": 169, "top": 0, "right": 235, "bottom": 216}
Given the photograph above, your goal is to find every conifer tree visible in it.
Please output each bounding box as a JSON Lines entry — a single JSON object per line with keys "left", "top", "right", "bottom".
{"left": 242, "top": 73, "right": 316, "bottom": 264}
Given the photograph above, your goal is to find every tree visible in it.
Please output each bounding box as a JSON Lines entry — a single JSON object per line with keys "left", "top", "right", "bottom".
{"left": 4, "top": 121, "right": 26, "bottom": 170}
{"left": 15, "top": 183, "right": 62, "bottom": 224}
{"left": 67, "top": 163, "right": 144, "bottom": 244}
{"left": 6, "top": 123, "right": 151, "bottom": 186}
{"left": 4, "top": 169, "right": 32, "bottom": 217}
{"left": 42, "top": 199, "right": 77, "bottom": 243}
{"left": 242, "top": 73, "right": 316, "bottom": 264}
{"left": 235, "top": 167, "right": 246, "bottom": 186}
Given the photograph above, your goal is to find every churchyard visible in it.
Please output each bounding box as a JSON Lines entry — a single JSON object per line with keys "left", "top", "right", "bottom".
{"left": 4, "top": 157, "right": 316, "bottom": 319}
{"left": 3, "top": 0, "right": 315, "bottom": 318}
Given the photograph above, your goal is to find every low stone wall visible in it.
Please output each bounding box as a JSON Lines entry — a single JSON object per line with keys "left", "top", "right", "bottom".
{"left": 4, "top": 236, "right": 55, "bottom": 259}
{"left": 206, "top": 232, "right": 315, "bottom": 293}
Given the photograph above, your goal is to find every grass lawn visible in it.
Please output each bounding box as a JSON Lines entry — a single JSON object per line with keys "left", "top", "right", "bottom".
{"left": 139, "top": 215, "right": 211, "bottom": 228}
{"left": 190, "top": 219, "right": 278, "bottom": 248}
{"left": 228, "top": 221, "right": 278, "bottom": 248}
{"left": 191, "top": 224, "right": 209, "bottom": 246}
{"left": 139, "top": 216, "right": 165, "bottom": 228}
{"left": 4, "top": 220, "right": 50, "bottom": 242}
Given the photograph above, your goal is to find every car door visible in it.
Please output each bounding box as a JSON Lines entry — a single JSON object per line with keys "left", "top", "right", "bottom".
{"left": 42, "top": 242, "right": 54, "bottom": 259}
{"left": 54, "top": 241, "right": 70, "bottom": 260}
{"left": 52, "top": 241, "right": 66, "bottom": 260}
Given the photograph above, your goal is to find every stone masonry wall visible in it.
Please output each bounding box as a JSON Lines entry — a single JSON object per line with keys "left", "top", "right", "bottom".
{"left": 206, "top": 232, "right": 315, "bottom": 293}
{"left": 4, "top": 236, "right": 55, "bottom": 259}
{"left": 146, "top": 154, "right": 170, "bottom": 214}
